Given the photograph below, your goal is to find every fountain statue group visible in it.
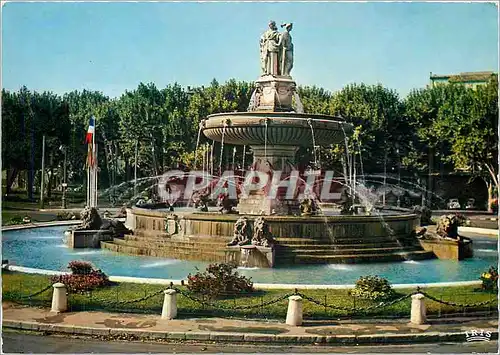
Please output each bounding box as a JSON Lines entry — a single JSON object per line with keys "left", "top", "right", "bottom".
{"left": 260, "top": 21, "right": 294, "bottom": 76}
{"left": 227, "top": 216, "right": 275, "bottom": 248}
{"left": 103, "top": 21, "right": 453, "bottom": 268}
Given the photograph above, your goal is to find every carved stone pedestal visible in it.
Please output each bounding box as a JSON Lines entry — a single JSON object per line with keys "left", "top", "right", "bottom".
{"left": 252, "top": 75, "right": 297, "bottom": 112}
{"left": 225, "top": 245, "right": 275, "bottom": 268}
{"left": 238, "top": 145, "right": 300, "bottom": 216}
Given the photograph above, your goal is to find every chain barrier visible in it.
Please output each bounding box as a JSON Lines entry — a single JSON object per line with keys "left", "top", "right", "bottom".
{"left": 15, "top": 283, "right": 497, "bottom": 314}
{"left": 18, "top": 284, "right": 53, "bottom": 299}
{"left": 419, "top": 291, "right": 497, "bottom": 308}
{"left": 296, "top": 292, "right": 413, "bottom": 312}
{"left": 173, "top": 287, "right": 292, "bottom": 310}
{"left": 173, "top": 287, "right": 494, "bottom": 314}
{"left": 88, "top": 288, "right": 165, "bottom": 306}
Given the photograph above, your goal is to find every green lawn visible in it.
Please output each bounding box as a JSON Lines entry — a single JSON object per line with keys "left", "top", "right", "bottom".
{"left": 1, "top": 190, "right": 86, "bottom": 225}
{"left": 3, "top": 271, "right": 496, "bottom": 320}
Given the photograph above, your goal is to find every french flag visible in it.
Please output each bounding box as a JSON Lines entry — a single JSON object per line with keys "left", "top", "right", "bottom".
{"left": 86, "top": 116, "right": 95, "bottom": 167}
{"left": 85, "top": 116, "right": 95, "bottom": 144}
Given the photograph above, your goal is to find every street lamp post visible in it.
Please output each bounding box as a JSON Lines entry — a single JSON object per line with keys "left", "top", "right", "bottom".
{"left": 60, "top": 145, "right": 68, "bottom": 209}
{"left": 134, "top": 139, "right": 138, "bottom": 197}
{"left": 40, "top": 135, "right": 46, "bottom": 209}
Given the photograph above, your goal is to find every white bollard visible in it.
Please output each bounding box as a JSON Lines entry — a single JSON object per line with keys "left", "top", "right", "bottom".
{"left": 410, "top": 293, "right": 426, "bottom": 324}
{"left": 285, "top": 295, "right": 303, "bottom": 326}
{"left": 161, "top": 289, "right": 177, "bottom": 320}
{"left": 50, "top": 282, "right": 68, "bottom": 313}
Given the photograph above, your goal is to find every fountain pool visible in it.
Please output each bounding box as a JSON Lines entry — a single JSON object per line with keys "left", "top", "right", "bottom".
{"left": 2, "top": 226, "right": 497, "bottom": 285}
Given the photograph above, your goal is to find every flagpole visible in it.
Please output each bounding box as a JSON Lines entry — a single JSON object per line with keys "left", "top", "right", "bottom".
{"left": 87, "top": 151, "right": 90, "bottom": 207}
{"left": 92, "top": 125, "right": 97, "bottom": 208}
{"left": 94, "top": 142, "right": 98, "bottom": 208}
{"left": 87, "top": 166, "right": 89, "bottom": 207}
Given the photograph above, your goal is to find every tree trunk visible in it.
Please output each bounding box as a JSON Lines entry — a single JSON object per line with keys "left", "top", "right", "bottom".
{"left": 27, "top": 168, "right": 34, "bottom": 201}
{"left": 6, "top": 168, "right": 18, "bottom": 194}
{"left": 427, "top": 147, "right": 434, "bottom": 208}
{"left": 101, "top": 132, "right": 113, "bottom": 188}
{"left": 47, "top": 167, "right": 53, "bottom": 199}
{"left": 125, "top": 158, "right": 130, "bottom": 182}
{"left": 487, "top": 180, "right": 493, "bottom": 213}
{"left": 105, "top": 142, "right": 113, "bottom": 188}
{"left": 113, "top": 141, "right": 118, "bottom": 186}
{"left": 151, "top": 138, "right": 159, "bottom": 177}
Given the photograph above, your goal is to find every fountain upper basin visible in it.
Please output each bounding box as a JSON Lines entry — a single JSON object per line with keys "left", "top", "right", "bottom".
{"left": 203, "top": 112, "right": 353, "bottom": 146}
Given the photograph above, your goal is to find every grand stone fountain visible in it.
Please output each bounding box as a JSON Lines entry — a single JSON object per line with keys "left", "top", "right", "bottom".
{"left": 101, "top": 21, "right": 436, "bottom": 267}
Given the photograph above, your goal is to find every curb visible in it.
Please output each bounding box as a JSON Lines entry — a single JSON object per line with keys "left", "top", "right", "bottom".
{"left": 3, "top": 265, "right": 483, "bottom": 289}
{"left": 3, "top": 319, "right": 497, "bottom": 345}
{"left": 2, "top": 220, "right": 82, "bottom": 232}
{"left": 458, "top": 226, "right": 498, "bottom": 236}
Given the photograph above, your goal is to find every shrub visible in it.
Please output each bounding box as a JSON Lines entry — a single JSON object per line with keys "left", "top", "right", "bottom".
{"left": 350, "top": 275, "right": 395, "bottom": 301}
{"left": 480, "top": 266, "right": 498, "bottom": 293}
{"left": 187, "top": 263, "right": 254, "bottom": 299}
{"left": 68, "top": 260, "right": 93, "bottom": 275}
{"left": 57, "top": 211, "right": 78, "bottom": 221}
{"left": 51, "top": 261, "right": 110, "bottom": 294}
{"left": 6, "top": 216, "right": 25, "bottom": 225}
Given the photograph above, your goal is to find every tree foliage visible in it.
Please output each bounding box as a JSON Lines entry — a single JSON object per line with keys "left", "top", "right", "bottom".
{"left": 2, "top": 77, "right": 498, "bottom": 209}
{"left": 404, "top": 78, "right": 498, "bottom": 201}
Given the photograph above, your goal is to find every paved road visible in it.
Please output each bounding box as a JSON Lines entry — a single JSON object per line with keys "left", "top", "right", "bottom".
{"left": 2, "top": 331, "right": 498, "bottom": 354}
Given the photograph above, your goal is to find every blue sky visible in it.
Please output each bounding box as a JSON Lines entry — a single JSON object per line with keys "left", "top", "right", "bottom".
{"left": 2, "top": 2, "right": 498, "bottom": 98}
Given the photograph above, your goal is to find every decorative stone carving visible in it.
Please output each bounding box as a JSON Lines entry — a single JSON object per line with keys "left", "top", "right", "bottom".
{"left": 412, "top": 205, "right": 432, "bottom": 226}
{"left": 259, "top": 21, "right": 294, "bottom": 77}
{"left": 192, "top": 190, "right": 209, "bottom": 212}
{"left": 76, "top": 207, "right": 102, "bottom": 230}
{"left": 260, "top": 21, "right": 280, "bottom": 76}
{"left": 417, "top": 217, "right": 473, "bottom": 260}
{"left": 70, "top": 206, "right": 132, "bottom": 248}
{"left": 218, "top": 193, "right": 237, "bottom": 214}
{"left": 164, "top": 214, "right": 181, "bottom": 236}
{"left": 436, "top": 214, "right": 460, "bottom": 239}
{"left": 414, "top": 227, "right": 427, "bottom": 239}
{"left": 227, "top": 217, "right": 252, "bottom": 246}
{"left": 339, "top": 188, "right": 353, "bottom": 215}
{"left": 278, "top": 23, "right": 293, "bottom": 76}
{"left": 417, "top": 214, "right": 472, "bottom": 243}
{"left": 300, "top": 198, "right": 317, "bottom": 216}
{"left": 252, "top": 76, "right": 297, "bottom": 112}
{"left": 252, "top": 217, "right": 275, "bottom": 247}
{"left": 99, "top": 219, "right": 131, "bottom": 238}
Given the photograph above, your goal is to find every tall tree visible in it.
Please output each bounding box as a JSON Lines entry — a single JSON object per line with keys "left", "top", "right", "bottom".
{"left": 328, "top": 83, "right": 406, "bottom": 180}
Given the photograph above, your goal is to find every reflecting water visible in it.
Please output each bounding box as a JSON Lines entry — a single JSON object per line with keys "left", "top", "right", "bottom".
{"left": 2, "top": 226, "right": 497, "bottom": 284}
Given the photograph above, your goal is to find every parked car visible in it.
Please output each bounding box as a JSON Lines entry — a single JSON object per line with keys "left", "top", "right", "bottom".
{"left": 447, "top": 198, "right": 461, "bottom": 210}
{"left": 465, "top": 198, "right": 475, "bottom": 210}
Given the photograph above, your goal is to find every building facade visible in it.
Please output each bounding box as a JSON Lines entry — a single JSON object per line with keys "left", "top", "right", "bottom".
{"left": 429, "top": 71, "right": 497, "bottom": 89}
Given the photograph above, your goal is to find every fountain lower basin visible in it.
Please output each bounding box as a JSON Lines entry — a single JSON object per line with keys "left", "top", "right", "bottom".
{"left": 2, "top": 225, "right": 495, "bottom": 284}
{"left": 99, "top": 207, "right": 435, "bottom": 266}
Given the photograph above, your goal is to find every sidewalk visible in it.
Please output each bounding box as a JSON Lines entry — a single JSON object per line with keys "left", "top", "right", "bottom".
{"left": 3, "top": 302, "right": 497, "bottom": 345}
